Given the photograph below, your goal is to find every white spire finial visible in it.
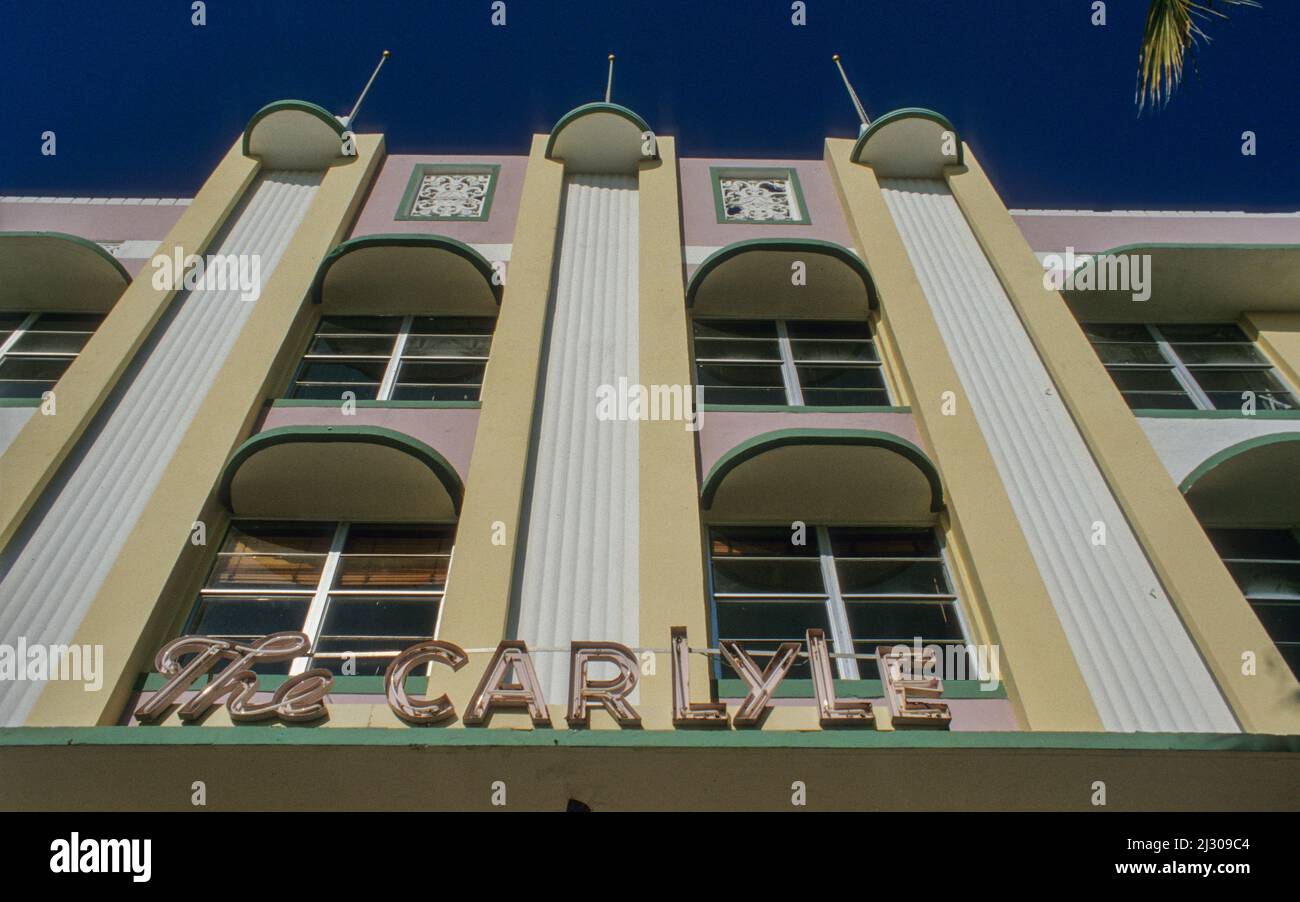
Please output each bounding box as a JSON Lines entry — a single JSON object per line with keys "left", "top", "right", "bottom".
{"left": 832, "top": 54, "right": 870, "bottom": 132}
{"left": 605, "top": 53, "right": 616, "bottom": 103}
{"left": 344, "top": 50, "right": 391, "bottom": 129}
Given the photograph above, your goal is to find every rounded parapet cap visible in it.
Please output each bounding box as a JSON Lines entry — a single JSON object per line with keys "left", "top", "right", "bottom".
{"left": 242, "top": 99, "right": 349, "bottom": 169}
{"left": 0, "top": 231, "right": 130, "bottom": 312}
{"left": 545, "top": 102, "right": 656, "bottom": 173}
{"left": 851, "top": 108, "right": 963, "bottom": 178}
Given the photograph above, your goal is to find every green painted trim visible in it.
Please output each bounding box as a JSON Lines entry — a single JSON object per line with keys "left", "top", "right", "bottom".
{"left": 0, "top": 230, "right": 131, "bottom": 285}
{"left": 272, "top": 399, "right": 481, "bottom": 410}
{"left": 1134, "top": 409, "right": 1300, "bottom": 420}
{"left": 394, "top": 163, "right": 501, "bottom": 222}
{"left": 544, "top": 102, "right": 656, "bottom": 161}
{"left": 686, "top": 238, "right": 878, "bottom": 309}
{"left": 1179, "top": 432, "right": 1300, "bottom": 494}
{"left": 850, "top": 107, "right": 964, "bottom": 167}
{"left": 701, "top": 403, "right": 911, "bottom": 414}
{"left": 700, "top": 427, "right": 944, "bottom": 512}
{"left": 1, "top": 726, "right": 1294, "bottom": 753}
{"left": 0, "top": 397, "right": 42, "bottom": 408}
{"left": 308, "top": 233, "right": 500, "bottom": 306}
{"left": 218, "top": 425, "right": 464, "bottom": 515}
{"left": 241, "top": 99, "right": 345, "bottom": 157}
{"left": 715, "top": 678, "right": 1005, "bottom": 700}
{"left": 708, "top": 166, "right": 812, "bottom": 226}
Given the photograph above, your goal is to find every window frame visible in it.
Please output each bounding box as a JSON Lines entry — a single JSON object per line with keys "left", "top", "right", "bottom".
{"left": 705, "top": 524, "right": 974, "bottom": 682}
{"left": 395, "top": 163, "right": 501, "bottom": 222}
{"left": 184, "top": 520, "right": 454, "bottom": 676}
{"left": 0, "top": 311, "right": 105, "bottom": 401}
{"left": 692, "top": 317, "right": 894, "bottom": 408}
{"left": 289, "top": 314, "right": 494, "bottom": 403}
{"left": 709, "top": 166, "right": 811, "bottom": 225}
{"left": 1085, "top": 322, "right": 1298, "bottom": 412}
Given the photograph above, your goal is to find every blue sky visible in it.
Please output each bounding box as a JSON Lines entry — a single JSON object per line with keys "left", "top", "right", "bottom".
{"left": 2, "top": 0, "right": 1296, "bottom": 209}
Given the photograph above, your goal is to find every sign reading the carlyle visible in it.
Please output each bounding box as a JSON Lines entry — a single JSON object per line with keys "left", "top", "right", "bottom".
{"left": 135, "top": 628, "right": 952, "bottom": 730}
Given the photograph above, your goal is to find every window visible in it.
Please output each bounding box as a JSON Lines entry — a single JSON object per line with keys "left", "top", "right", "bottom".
{"left": 0, "top": 313, "right": 105, "bottom": 399}
{"left": 396, "top": 164, "right": 499, "bottom": 221}
{"left": 186, "top": 521, "right": 453, "bottom": 676}
{"left": 289, "top": 315, "right": 494, "bottom": 402}
{"left": 710, "top": 167, "right": 809, "bottom": 224}
{"left": 693, "top": 319, "right": 890, "bottom": 407}
{"left": 1205, "top": 528, "right": 1300, "bottom": 678}
{"left": 707, "top": 525, "right": 968, "bottom": 680}
{"left": 1083, "top": 323, "right": 1297, "bottom": 412}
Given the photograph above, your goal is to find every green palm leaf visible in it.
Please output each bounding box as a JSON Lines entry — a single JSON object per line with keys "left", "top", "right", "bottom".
{"left": 1137, "top": 0, "right": 1260, "bottom": 112}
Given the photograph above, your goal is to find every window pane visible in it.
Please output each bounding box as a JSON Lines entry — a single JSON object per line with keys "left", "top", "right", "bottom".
{"left": 789, "top": 340, "right": 878, "bottom": 363}
{"left": 715, "top": 601, "right": 829, "bottom": 678}
{"left": 1192, "top": 369, "right": 1289, "bottom": 393}
{"left": 290, "top": 383, "right": 381, "bottom": 401}
{"left": 711, "top": 527, "right": 819, "bottom": 557}
{"left": 1225, "top": 561, "right": 1300, "bottom": 599}
{"left": 693, "top": 338, "right": 781, "bottom": 361}
{"left": 318, "top": 596, "right": 439, "bottom": 637}
{"left": 29, "top": 313, "right": 105, "bottom": 331}
{"left": 0, "top": 356, "right": 74, "bottom": 381}
{"left": 1109, "top": 369, "right": 1185, "bottom": 392}
{"left": 1121, "top": 391, "right": 1197, "bottom": 410}
{"left": 1093, "top": 342, "right": 1168, "bottom": 365}
{"left": 390, "top": 384, "right": 482, "bottom": 402}
{"left": 220, "top": 523, "right": 335, "bottom": 555}
{"left": 711, "top": 559, "right": 825, "bottom": 594}
{"left": 208, "top": 523, "right": 332, "bottom": 589}
{"left": 8, "top": 331, "right": 94, "bottom": 354}
{"left": 800, "top": 388, "right": 892, "bottom": 406}
{"left": 1171, "top": 343, "right": 1266, "bottom": 366}
{"left": 693, "top": 319, "right": 777, "bottom": 339}
{"left": 785, "top": 321, "right": 871, "bottom": 340}
{"left": 1081, "top": 323, "right": 1153, "bottom": 343}
{"left": 316, "top": 316, "right": 403, "bottom": 334}
{"left": 409, "top": 316, "right": 496, "bottom": 335}
{"left": 402, "top": 335, "right": 492, "bottom": 358}
{"left": 845, "top": 601, "right": 964, "bottom": 642}
{"left": 192, "top": 595, "right": 311, "bottom": 637}
{"left": 394, "top": 360, "right": 486, "bottom": 385}
{"left": 1249, "top": 601, "right": 1300, "bottom": 640}
{"left": 0, "top": 313, "right": 28, "bottom": 331}
{"left": 795, "top": 365, "right": 884, "bottom": 389}
{"left": 829, "top": 528, "right": 940, "bottom": 558}
{"left": 296, "top": 359, "right": 387, "bottom": 384}
{"left": 1205, "top": 528, "right": 1300, "bottom": 560}
{"left": 0, "top": 381, "right": 55, "bottom": 399}
{"left": 836, "top": 560, "right": 949, "bottom": 596}
{"left": 343, "top": 524, "right": 455, "bottom": 555}
{"left": 333, "top": 556, "right": 449, "bottom": 590}
{"left": 308, "top": 335, "right": 395, "bottom": 356}
{"left": 1157, "top": 324, "right": 1247, "bottom": 343}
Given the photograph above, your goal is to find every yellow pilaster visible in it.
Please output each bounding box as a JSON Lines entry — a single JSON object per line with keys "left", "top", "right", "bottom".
{"left": 636, "top": 138, "right": 712, "bottom": 727}
{"left": 431, "top": 135, "right": 566, "bottom": 708}
{"left": 1244, "top": 311, "right": 1300, "bottom": 391}
{"left": 825, "top": 138, "right": 1102, "bottom": 732}
{"left": 945, "top": 149, "right": 1300, "bottom": 734}
{"left": 26, "top": 136, "right": 386, "bottom": 726}
{"left": 0, "top": 141, "right": 260, "bottom": 554}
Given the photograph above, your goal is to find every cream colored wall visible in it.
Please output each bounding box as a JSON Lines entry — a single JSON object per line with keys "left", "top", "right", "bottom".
{"left": 946, "top": 150, "right": 1300, "bottom": 735}
{"left": 0, "top": 141, "right": 259, "bottom": 554}
{"left": 25, "top": 137, "right": 386, "bottom": 726}
{"left": 826, "top": 138, "right": 1102, "bottom": 732}
{"left": 635, "top": 138, "right": 714, "bottom": 724}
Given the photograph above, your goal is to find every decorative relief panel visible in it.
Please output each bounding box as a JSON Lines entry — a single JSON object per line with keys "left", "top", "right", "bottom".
{"left": 711, "top": 167, "right": 808, "bottom": 224}
{"left": 397, "top": 164, "right": 499, "bottom": 221}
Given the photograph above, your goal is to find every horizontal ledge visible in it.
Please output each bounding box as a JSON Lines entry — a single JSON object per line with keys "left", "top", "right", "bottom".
{"left": 271, "top": 399, "right": 481, "bottom": 410}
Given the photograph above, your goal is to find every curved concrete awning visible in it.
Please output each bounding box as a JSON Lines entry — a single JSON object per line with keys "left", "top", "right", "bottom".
{"left": 1181, "top": 433, "right": 1300, "bottom": 527}
{"left": 545, "top": 102, "right": 655, "bottom": 173}
{"left": 243, "top": 100, "right": 348, "bottom": 169}
{"left": 688, "top": 239, "right": 877, "bottom": 318}
{"left": 701, "top": 428, "right": 943, "bottom": 524}
{"left": 1063, "top": 244, "right": 1300, "bottom": 320}
{"left": 851, "top": 108, "right": 963, "bottom": 178}
{"left": 220, "top": 426, "right": 463, "bottom": 521}
{"left": 0, "top": 232, "right": 130, "bottom": 312}
{"left": 310, "top": 234, "right": 500, "bottom": 315}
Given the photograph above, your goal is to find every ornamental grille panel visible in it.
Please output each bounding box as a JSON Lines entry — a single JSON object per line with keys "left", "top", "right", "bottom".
{"left": 719, "top": 176, "right": 800, "bottom": 222}
{"left": 408, "top": 172, "right": 492, "bottom": 219}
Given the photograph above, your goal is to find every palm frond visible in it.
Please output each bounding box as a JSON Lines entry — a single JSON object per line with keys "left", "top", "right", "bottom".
{"left": 1136, "top": 0, "right": 1260, "bottom": 112}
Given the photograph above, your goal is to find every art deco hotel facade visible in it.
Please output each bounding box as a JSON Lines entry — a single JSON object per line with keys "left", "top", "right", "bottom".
{"left": 0, "top": 92, "right": 1297, "bottom": 810}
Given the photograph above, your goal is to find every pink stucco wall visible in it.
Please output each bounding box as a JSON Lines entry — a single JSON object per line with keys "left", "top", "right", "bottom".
{"left": 256, "top": 404, "right": 480, "bottom": 482}
{"left": 0, "top": 201, "right": 186, "bottom": 240}
{"left": 679, "top": 157, "right": 855, "bottom": 249}
{"left": 349, "top": 154, "right": 527, "bottom": 244}
{"left": 696, "top": 409, "right": 923, "bottom": 479}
